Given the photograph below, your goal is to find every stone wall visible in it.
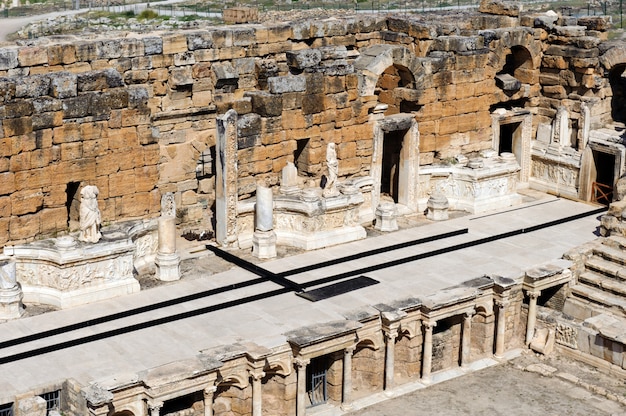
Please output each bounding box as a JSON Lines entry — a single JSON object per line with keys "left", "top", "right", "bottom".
{"left": 0, "top": 8, "right": 619, "bottom": 248}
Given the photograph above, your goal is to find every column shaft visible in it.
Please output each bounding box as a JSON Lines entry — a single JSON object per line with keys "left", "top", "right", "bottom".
{"left": 251, "top": 372, "right": 264, "bottom": 416}
{"left": 422, "top": 322, "right": 435, "bottom": 383}
{"left": 494, "top": 302, "right": 507, "bottom": 358}
{"left": 204, "top": 387, "right": 216, "bottom": 416}
{"left": 461, "top": 312, "right": 472, "bottom": 368}
{"left": 384, "top": 330, "right": 397, "bottom": 390}
{"left": 342, "top": 348, "right": 354, "bottom": 407}
{"left": 526, "top": 291, "right": 540, "bottom": 345}
{"left": 295, "top": 359, "right": 309, "bottom": 416}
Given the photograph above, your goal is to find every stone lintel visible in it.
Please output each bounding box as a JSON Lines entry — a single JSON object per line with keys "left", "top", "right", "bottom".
{"left": 491, "top": 274, "right": 517, "bottom": 293}
{"left": 342, "top": 306, "right": 381, "bottom": 323}
{"left": 286, "top": 320, "right": 361, "bottom": 351}
{"left": 81, "top": 383, "right": 114, "bottom": 408}
{"left": 378, "top": 113, "right": 414, "bottom": 132}
{"left": 524, "top": 259, "right": 573, "bottom": 290}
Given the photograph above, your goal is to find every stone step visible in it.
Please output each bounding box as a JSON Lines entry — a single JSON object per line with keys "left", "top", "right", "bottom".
{"left": 585, "top": 255, "right": 626, "bottom": 278}
{"left": 579, "top": 271, "right": 626, "bottom": 298}
{"left": 592, "top": 243, "right": 626, "bottom": 267}
{"left": 602, "top": 235, "right": 626, "bottom": 252}
{"left": 569, "top": 284, "right": 626, "bottom": 316}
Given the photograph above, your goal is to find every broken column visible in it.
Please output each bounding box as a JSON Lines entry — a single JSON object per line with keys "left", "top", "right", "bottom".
{"left": 155, "top": 193, "right": 180, "bottom": 281}
{"left": 252, "top": 184, "right": 277, "bottom": 259}
{"left": 280, "top": 161, "right": 300, "bottom": 196}
{"left": 0, "top": 256, "right": 24, "bottom": 320}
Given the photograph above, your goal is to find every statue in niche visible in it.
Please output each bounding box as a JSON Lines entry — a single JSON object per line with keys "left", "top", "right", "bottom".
{"left": 79, "top": 185, "right": 102, "bottom": 243}
{"left": 323, "top": 142, "right": 340, "bottom": 197}
{"left": 0, "top": 260, "right": 16, "bottom": 290}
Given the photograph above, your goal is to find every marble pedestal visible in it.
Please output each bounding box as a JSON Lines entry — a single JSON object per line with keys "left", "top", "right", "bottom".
{"left": 252, "top": 230, "right": 277, "bottom": 259}
{"left": 426, "top": 193, "right": 449, "bottom": 221}
{"left": 0, "top": 285, "right": 24, "bottom": 320}
{"left": 374, "top": 202, "right": 398, "bottom": 232}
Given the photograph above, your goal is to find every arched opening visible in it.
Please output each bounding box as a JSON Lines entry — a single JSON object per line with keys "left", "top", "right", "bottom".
{"left": 496, "top": 46, "right": 534, "bottom": 95}
{"left": 351, "top": 341, "right": 384, "bottom": 400}
{"left": 375, "top": 64, "right": 416, "bottom": 116}
{"left": 609, "top": 64, "right": 626, "bottom": 123}
{"left": 112, "top": 411, "right": 135, "bottom": 416}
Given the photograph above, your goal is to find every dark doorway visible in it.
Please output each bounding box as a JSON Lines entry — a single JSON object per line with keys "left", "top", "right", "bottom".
{"left": 382, "top": 130, "right": 404, "bottom": 203}
{"left": 306, "top": 356, "right": 329, "bottom": 407}
{"left": 66, "top": 181, "right": 81, "bottom": 231}
{"left": 592, "top": 150, "right": 616, "bottom": 205}
{"left": 499, "top": 123, "right": 516, "bottom": 154}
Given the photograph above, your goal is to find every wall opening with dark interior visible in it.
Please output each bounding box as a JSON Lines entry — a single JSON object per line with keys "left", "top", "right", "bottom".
{"left": 66, "top": 182, "right": 81, "bottom": 231}
{"left": 294, "top": 138, "right": 311, "bottom": 175}
{"left": 162, "top": 391, "right": 202, "bottom": 415}
{"left": 306, "top": 355, "right": 330, "bottom": 407}
{"left": 609, "top": 64, "right": 626, "bottom": 123}
{"left": 382, "top": 129, "right": 405, "bottom": 203}
{"left": 592, "top": 149, "right": 616, "bottom": 204}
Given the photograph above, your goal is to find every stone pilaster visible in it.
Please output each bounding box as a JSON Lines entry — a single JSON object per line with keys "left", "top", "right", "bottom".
{"left": 383, "top": 327, "right": 398, "bottom": 392}
{"left": 216, "top": 109, "right": 239, "bottom": 247}
{"left": 155, "top": 215, "right": 180, "bottom": 281}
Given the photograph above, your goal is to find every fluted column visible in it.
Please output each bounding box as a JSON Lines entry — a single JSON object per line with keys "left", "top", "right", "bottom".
{"left": 294, "top": 357, "right": 310, "bottom": 416}
{"left": 383, "top": 328, "right": 398, "bottom": 391}
{"left": 204, "top": 387, "right": 217, "bottom": 416}
{"left": 494, "top": 300, "right": 508, "bottom": 358}
{"left": 526, "top": 290, "right": 540, "bottom": 345}
{"left": 341, "top": 346, "right": 355, "bottom": 409}
{"left": 251, "top": 370, "right": 265, "bottom": 416}
{"left": 461, "top": 311, "right": 473, "bottom": 368}
{"left": 421, "top": 321, "right": 436, "bottom": 383}
{"left": 149, "top": 402, "right": 163, "bottom": 416}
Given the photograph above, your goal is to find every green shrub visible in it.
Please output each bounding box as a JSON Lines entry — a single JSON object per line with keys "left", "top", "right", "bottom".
{"left": 138, "top": 9, "right": 159, "bottom": 19}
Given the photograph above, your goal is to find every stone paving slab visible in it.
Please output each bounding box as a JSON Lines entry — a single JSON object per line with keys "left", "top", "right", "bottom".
{"left": 0, "top": 195, "right": 605, "bottom": 398}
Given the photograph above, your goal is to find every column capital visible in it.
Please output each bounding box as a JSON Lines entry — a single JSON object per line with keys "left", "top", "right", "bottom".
{"left": 294, "top": 357, "right": 310, "bottom": 369}
{"left": 204, "top": 386, "right": 217, "bottom": 396}
{"left": 494, "top": 299, "right": 510, "bottom": 309}
{"left": 464, "top": 310, "right": 475, "bottom": 319}
{"left": 527, "top": 289, "right": 541, "bottom": 299}
{"left": 148, "top": 401, "right": 163, "bottom": 412}
{"left": 423, "top": 320, "right": 437, "bottom": 330}
{"left": 345, "top": 345, "right": 356, "bottom": 355}
{"left": 383, "top": 327, "right": 399, "bottom": 340}
{"left": 249, "top": 369, "right": 266, "bottom": 381}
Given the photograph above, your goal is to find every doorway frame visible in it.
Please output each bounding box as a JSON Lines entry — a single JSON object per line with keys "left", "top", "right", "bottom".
{"left": 580, "top": 141, "right": 625, "bottom": 202}
{"left": 491, "top": 109, "right": 532, "bottom": 184}
{"left": 371, "top": 114, "right": 419, "bottom": 214}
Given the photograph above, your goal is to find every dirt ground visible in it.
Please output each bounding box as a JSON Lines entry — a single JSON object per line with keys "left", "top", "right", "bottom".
{"left": 349, "top": 352, "right": 626, "bottom": 416}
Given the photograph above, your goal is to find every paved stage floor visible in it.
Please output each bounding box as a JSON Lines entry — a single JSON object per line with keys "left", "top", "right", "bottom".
{"left": 0, "top": 193, "right": 605, "bottom": 398}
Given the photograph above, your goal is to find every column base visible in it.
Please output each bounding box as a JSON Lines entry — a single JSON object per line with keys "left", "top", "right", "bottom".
{"left": 155, "top": 252, "right": 180, "bottom": 282}
{"left": 252, "top": 230, "right": 277, "bottom": 259}
{"left": 0, "top": 285, "right": 24, "bottom": 320}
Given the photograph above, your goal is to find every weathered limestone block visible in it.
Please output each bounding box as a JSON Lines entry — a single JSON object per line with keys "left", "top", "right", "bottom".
{"left": 246, "top": 91, "right": 282, "bottom": 117}
{"left": 169, "top": 66, "right": 193, "bottom": 87}
{"left": 15, "top": 75, "right": 50, "bottom": 98}
{"left": 0, "top": 47, "right": 18, "bottom": 70}
{"left": 17, "top": 395, "right": 47, "bottom": 416}
{"left": 286, "top": 49, "right": 322, "bottom": 69}
{"left": 478, "top": 0, "right": 521, "bottom": 17}
{"left": 143, "top": 37, "right": 163, "bottom": 55}
{"left": 50, "top": 72, "right": 77, "bottom": 98}
{"left": 77, "top": 68, "right": 124, "bottom": 92}
{"left": 577, "top": 16, "right": 612, "bottom": 31}
{"left": 267, "top": 75, "right": 306, "bottom": 94}
{"left": 554, "top": 25, "right": 586, "bottom": 37}
{"left": 18, "top": 46, "right": 48, "bottom": 67}
{"left": 545, "top": 45, "right": 599, "bottom": 58}
{"left": 495, "top": 73, "right": 521, "bottom": 91}
{"left": 162, "top": 33, "right": 188, "bottom": 55}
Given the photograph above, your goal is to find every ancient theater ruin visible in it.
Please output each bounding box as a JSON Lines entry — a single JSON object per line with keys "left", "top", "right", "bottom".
{"left": 1, "top": 0, "right": 626, "bottom": 414}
